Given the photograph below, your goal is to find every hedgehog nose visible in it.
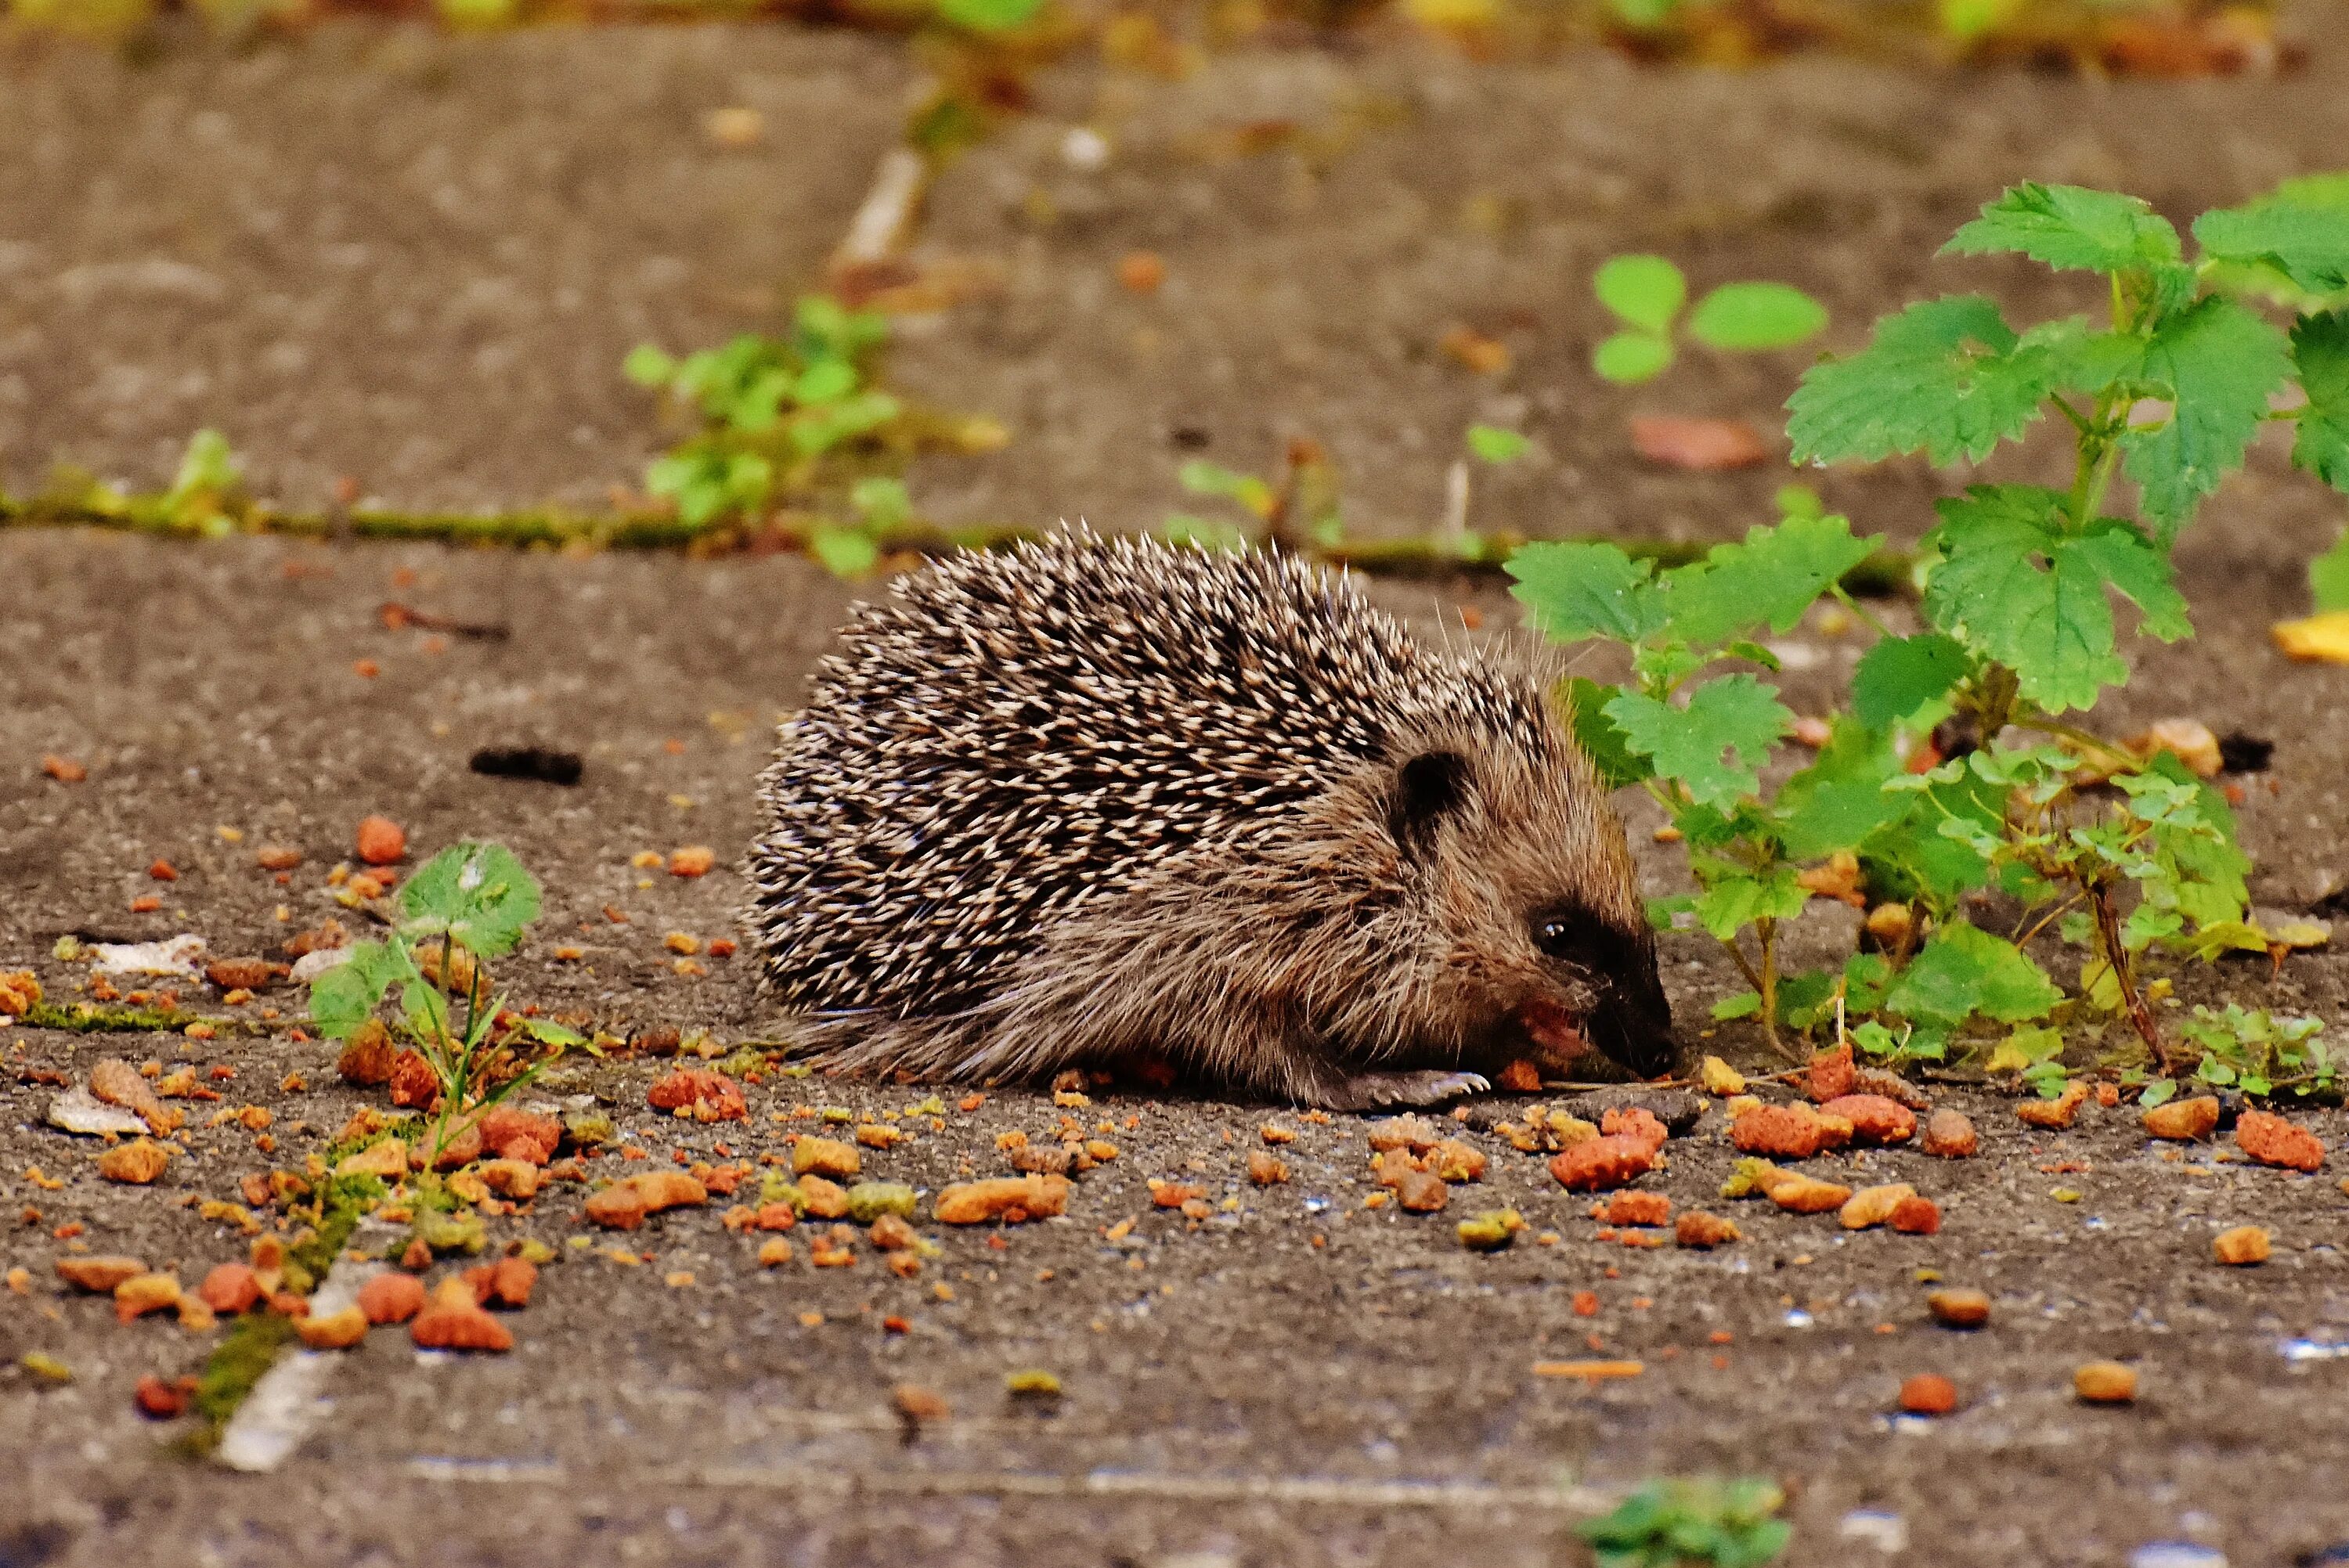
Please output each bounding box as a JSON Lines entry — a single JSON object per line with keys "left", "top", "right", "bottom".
{"left": 1597, "top": 972, "right": 1678, "bottom": 1080}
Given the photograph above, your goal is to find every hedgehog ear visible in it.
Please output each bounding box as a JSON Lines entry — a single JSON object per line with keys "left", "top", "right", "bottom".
{"left": 1389, "top": 750, "right": 1473, "bottom": 856}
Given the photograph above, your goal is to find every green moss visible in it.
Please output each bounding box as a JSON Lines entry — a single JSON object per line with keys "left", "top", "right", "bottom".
{"left": 23, "top": 1000, "right": 199, "bottom": 1033}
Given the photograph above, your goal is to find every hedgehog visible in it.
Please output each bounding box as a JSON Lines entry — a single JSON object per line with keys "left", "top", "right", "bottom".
{"left": 743, "top": 533, "right": 1676, "bottom": 1110}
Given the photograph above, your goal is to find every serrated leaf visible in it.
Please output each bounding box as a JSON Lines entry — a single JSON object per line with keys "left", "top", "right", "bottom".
{"left": 1787, "top": 295, "right": 2056, "bottom": 466}
{"left": 1852, "top": 633, "right": 1970, "bottom": 730}
{"left": 2291, "top": 309, "right": 2349, "bottom": 492}
{"left": 1691, "top": 866, "right": 1810, "bottom": 942}
{"left": 1593, "top": 330, "right": 1675, "bottom": 384}
{"left": 1773, "top": 720, "right": 1911, "bottom": 860}
{"left": 399, "top": 842, "right": 542, "bottom": 959}
{"left": 305, "top": 939, "right": 417, "bottom": 1042}
{"left": 1687, "top": 282, "right": 1828, "bottom": 351}
{"left": 1943, "top": 182, "right": 2182, "bottom": 275}
{"left": 1560, "top": 676, "right": 1651, "bottom": 790}
{"left": 1884, "top": 920, "right": 2061, "bottom": 1026}
{"left": 1922, "top": 485, "right": 2125, "bottom": 714}
{"left": 1606, "top": 676, "right": 1792, "bottom": 809}
{"left": 1506, "top": 541, "right": 1666, "bottom": 643}
{"left": 1593, "top": 254, "right": 1686, "bottom": 333}
{"left": 2194, "top": 198, "right": 2349, "bottom": 295}
{"left": 2122, "top": 294, "right": 2293, "bottom": 539}
{"left": 2063, "top": 518, "right": 2191, "bottom": 640}
{"left": 1658, "top": 512, "right": 1880, "bottom": 647}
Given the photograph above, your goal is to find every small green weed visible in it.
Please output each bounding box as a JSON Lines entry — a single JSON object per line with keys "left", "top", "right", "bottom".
{"left": 1518, "top": 175, "right": 2349, "bottom": 1089}
{"left": 1578, "top": 1476, "right": 1791, "bottom": 1568}
{"left": 1591, "top": 255, "right": 1827, "bottom": 384}
{"left": 306, "top": 842, "right": 582, "bottom": 1166}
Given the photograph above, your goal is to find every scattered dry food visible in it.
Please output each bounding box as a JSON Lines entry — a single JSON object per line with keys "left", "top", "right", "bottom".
{"left": 1548, "top": 1134, "right": 1656, "bottom": 1192}
{"left": 810, "top": 1225, "right": 858, "bottom": 1267}
{"left": 99, "top": 1139, "right": 172, "bottom": 1184}
{"left": 797, "top": 1175, "right": 850, "bottom": 1219}
{"left": 846, "top": 1181, "right": 918, "bottom": 1222}
{"left": 298, "top": 1305, "right": 370, "bottom": 1350}
{"left": 1729, "top": 1102, "right": 1850, "bottom": 1159}
{"left": 935, "top": 1174, "right": 1071, "bottom": 1224}
{"left": 204, "top": 957, "right": 284, "bottom": 992}
{"left": 855, "top": 1123, "right": 906, "bottom": 1150}
{"left": 198, "top": 1263, "right": 263, "bottom": 1316}
{"left": 792, "top": 1137, "right": 863, "bottom": 1180}
{"left": 868, "top": 1213, "right": 919, "bottom": 1253}
{"left": 1430, "top": 1139, "right": 1487, "bottom": 1182}
{"left": 1889, "top": 1195, "right": 1942, "bottom": 1235}
{"left": 2130, "top": 717, "right": 2223, "bottom": 778}
{"left": 893, "top": 1382, "right": 951, "bottom": 1426}
{"left": 2073, "top": 1361, "right": 2137, "bottom": 1404}
{"left": 1247, "top": 1150, "right": 1289, "bottom": 1186}
{"left": 1807, "top": 1042, "right": 1856, "bottom": 1102}
{"left": 1116, "top": 250, "right": 1167, "bottom": 294}
{"left": 476, "top": 1159, "right": 543, "bottom": 1201}
{"left": 1366, "top": 1115, "right": 1444, "bottom": 1153}
{"left": 1839, "top": 1183, "right": 1916, "bottom": 1231}
{"left": 2273, "top": 611, "right": 2349, "bottom": 664}
{"left": 1457, "top": 1209, "right": 1525, "bottom": 1251}
{"left": 468, "top": 1256, "right": 538, "bottom": 1308}
{"left": 478, "top": 1107, "right": 561, "bottom": 1165}
{"left": 388, "top": 1050, "right": 438, "bottom": 1109}
{"left": 335, "top": 1021, "right": 397, "bottom": 1087}
{"left": 1601, "top": 1192, "right": 1672, "bottom": 1227}
{"left": 1259, "top": 1123, "right": 1296, "bottom": 1146}
{"left": 2017, "top": 1081, "right": 2088, "bottom": 1130}
{"left": 1496, "top": 1058, "right": 1544, "bottom": 1093}
{"left": 1006, "top": 1368, "right": 1063, "bottom": 1398}
{"left": 46, "top": 1089, "right": 146, "bottom": 1138}
{"left": 1674, "top": 1212, "right": 1739, "bottom": 1249}
{"left": 648, "top": 1069, "right": 748, "bottom": 1123}
{"left": 584, "top": 1170, "right": 709, "bottom": 1231}
{"left": 41, "top": 755, "right": 87, "bottom": 783}
{"left": 1927, "top": 1288, "right": 1990, "bottom": 1328}
{"left": 2143, "top": 1095, "right": 2221, "bottom": 1141}
{"left": 256, "top": 845, "right": 302, "bottom": 871}
{"left": 336, "top": 1138, "right": 409, "bottom": 1181}
{"left": 1439, "top": 324, "right": 1510, "bottom": 375}
{"left": 668, "top": 845, "right": 716, "bottom": 878}
{"left": 0, "top": 970, "right": 39, "bottom": 1015}
{"left": 1763, "top": 1169, "right": 1853, "bottom": 1214}
{"left": 358, "top": 1271, "right": 426, "bottom": 1325}
{"left": 1600, "top": 1106, "right": 1670, "bottom": 1155}
{"left": 1150, "top": 1179, "right": 1205, "bottom": 1209}
{"left": 91, "top": 1058, "right": 182, "bottom": 1134}
{"left": 1531, "top": 1359, "right": 1645, "bottom": 1382}
{"left": 2235, "top": 1110, "right": 2326, "bottom": 1172}
{"left": 56, "top": 1256, "right": 146, "bottom": 1294}
{"left": 1395, "top": 1170, "right": 1449, "bottom": 1212}
{"left": 1698, "top": 1056, "right": 1745, "bottom": 1097}
{"left": 1819, "top": 1094, "right": 1916, "bottom": 1147}
{"left": 355, "top": 815, "right": 406, "bottom": 866}
{"left": 2214, "top": 1225, "right": 2272, "bottom": 1266}
{"left": 114, "top": 1273, "right": 182, "bottom": 1322}
{"left": 758, "top": 1238, "right": 793, "bottom": 1267}
{"left": 1629, "top": 415, "right": 1768, "bottom": 470}
{"left": 1899, "top": 1373, "right": 1959, "bottom": 1415}
{"left": 411, "top": 1277, "right": 514, "bottom": 1352}
{"left": 134, "top": 1374, "right": 188, "bottom": 1418}
{"left": 1921, "top": 1109, "right": 1979, "bottom": 1159}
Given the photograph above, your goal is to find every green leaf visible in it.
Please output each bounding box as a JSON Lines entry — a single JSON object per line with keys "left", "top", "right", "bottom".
{"left": 1687, "top": 282, "right": 1828, "bottom": 351}
{"left": 936, "top": 0, "right": 1045, "bottom": 33}
{"left": 1593, "top": 254, "right": 1686, "bottom": 333}
{"left": 793, "top": 357, "right": 858, "bottom": 406}
{"left": 2311, "top": 529, "right": 2349, "bottom": 613}
{"left": 623, "top": 344, "right": 676, "bottom": 388}
{"left": 305, "top": 939, "right": 417, "bottom": 1042}
{"left": 2290, "top": 309, "right": 2349, "bottom": 492}
{"left": 1691, "top": 866, "right": 1810, "bottom": 942}
{"left": 1787, "top": 295, "right": 2056, "bottom": 466}
{"left": 1178, "top": 460, "right": 1276, "bottom": 518}
{"left": 1506, "top": 541, "right": 1666, "bottom": 643}
{"left": 1606, "top": 676, "right": 1793, "bottom": 809}
{"left": 398, "top": 842, "right": 543, "bottom": 959}
{"left": 810, "top": 523, "right": 882, "bottom": 579}
{"left": 2139, "top": 1079, "right": 2178, "bottom": 1110}
{"left": 2063, "top": 517, "right": 2191, "bottom": 640}
{"left": 1774, "top": 721, "right": 1911, "bottom": 860}
{"left": 850, "top": 474, "right": 911, "bottom": 528}
{"left": 2121, "top": 294, "right": 2293, "bottom": 538}
{"left": 1659, "top": 512, "right": 1879, "bottom": 647}
{"left": 1467, "top": 424, "right": 1532, "bottom": 464}
{"left": 1884, "top": 921, "right": 2062, "bottom": 1026}
{"left": 1923, "top": 485, "right": 2123, "bottom": 713}
{"left": 1711, "top": 991, "right": 1763, "bottom": 1020}
{"left": 1159, "top": 514, "right": 1252, "bottom": 553}
{"left": 1561, "top": 676, "right": 1651, "bottom": 790}
{"left": 1943, "top": 182, "right": 2182, "bottom": 275}
{"left": 2194, "top": 198, "right": 2349, "bottom": 295}
{"left": 1593, "top": 330, "right": 1675, "bottom": 384}
{"left": 1852, "top": 633, "right": 1969, "bottom": 730}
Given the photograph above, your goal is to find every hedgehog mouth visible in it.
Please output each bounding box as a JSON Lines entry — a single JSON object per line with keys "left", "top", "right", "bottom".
{"left": 1513, "top": 989, "right": 1676, "bottom": 1080}
{"left": 1514, "top": 995, "right": 1592, "bottom": 1065}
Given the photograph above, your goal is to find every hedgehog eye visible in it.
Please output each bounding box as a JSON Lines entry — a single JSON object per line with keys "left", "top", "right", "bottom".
{"left": 1532, "top": 908, "right": 1600, "bottom": 967}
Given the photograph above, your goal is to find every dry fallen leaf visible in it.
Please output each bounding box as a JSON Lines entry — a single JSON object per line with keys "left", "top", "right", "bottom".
{"left": 2272, "top": 611, "right": 2349, "bottom": 664}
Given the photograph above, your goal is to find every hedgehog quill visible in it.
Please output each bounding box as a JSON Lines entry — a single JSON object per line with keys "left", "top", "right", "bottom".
{"left": 745, "top": 535, "right": 1676, "bottom": 1109}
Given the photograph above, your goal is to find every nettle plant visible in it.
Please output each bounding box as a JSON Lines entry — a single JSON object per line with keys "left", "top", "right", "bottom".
{"left": 308, "top": 842, "right": 583, "bottom": 1165}
{"left": 1515, "top": 178, "right": 2349, "bottom": 1095}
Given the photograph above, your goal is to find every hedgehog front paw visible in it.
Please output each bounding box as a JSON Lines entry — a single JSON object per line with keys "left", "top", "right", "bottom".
{"left": 1317, "top": 1069, "right": 1491, "bottom": 1112}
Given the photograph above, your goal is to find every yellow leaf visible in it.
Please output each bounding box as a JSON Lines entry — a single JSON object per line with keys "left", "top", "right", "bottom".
{"left": 2271, "top": 611, "right": 2349, "bottom": 663}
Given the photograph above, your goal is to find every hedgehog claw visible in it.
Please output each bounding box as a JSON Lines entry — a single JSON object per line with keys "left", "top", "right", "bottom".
{"left": 1321, "top": 1069, "right": 1491, "bottom": 1111}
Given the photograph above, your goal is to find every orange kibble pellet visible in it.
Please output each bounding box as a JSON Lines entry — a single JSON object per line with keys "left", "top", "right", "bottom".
{"left": 1898, "top": 1373, "right": 1958, "bottom": 1415}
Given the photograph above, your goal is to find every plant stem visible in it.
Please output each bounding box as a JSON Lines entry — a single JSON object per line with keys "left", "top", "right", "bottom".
{"left": 2087, "top": 877, "right": 2170, "bottom": 1073}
